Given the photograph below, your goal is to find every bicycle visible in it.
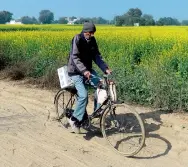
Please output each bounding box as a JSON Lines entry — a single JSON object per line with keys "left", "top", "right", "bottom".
{"left": 54, "top": 74, "right": 146, "bottom": 157}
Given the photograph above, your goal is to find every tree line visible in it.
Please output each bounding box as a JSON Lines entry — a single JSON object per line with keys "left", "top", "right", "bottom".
{"left": 0, "top": 8, "right": 188, "bottom": 26}
{"left": 114, "top": 8, "right": 184, "bottom": 26}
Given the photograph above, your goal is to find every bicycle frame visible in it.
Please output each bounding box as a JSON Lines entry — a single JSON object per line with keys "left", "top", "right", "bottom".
{"left": 89, "top": 74, "right": 117, "bottom": 120}
{"left": 54, "top": 74, "right": 119, "bottom": 122}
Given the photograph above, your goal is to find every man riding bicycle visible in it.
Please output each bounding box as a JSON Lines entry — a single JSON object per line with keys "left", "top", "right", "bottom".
{"left": 67, "top": 22, "right": 111, "bottom": 133}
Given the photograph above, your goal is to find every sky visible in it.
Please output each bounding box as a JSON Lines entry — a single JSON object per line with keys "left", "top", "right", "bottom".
{"left": 0, "top": 0, "right": 188, "bottom": 21}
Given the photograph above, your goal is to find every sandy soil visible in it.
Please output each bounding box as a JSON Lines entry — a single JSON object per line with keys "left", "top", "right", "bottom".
{"left": 1, "top": 79, "right": 188, "bottom": 167}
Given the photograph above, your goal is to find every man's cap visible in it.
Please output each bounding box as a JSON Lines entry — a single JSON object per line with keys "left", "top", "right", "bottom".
{"left": 82, "top": 22, "right": 96, "bottom": 33}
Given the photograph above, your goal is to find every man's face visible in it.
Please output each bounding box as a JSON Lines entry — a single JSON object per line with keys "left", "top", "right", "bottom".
{"left": 84, "top": 32, "right": 95, "bottom": 40}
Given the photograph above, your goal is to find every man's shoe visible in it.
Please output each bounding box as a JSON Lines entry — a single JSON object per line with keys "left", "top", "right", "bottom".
{"left": 68, "top": 117, "right": 80, "bottom": 134}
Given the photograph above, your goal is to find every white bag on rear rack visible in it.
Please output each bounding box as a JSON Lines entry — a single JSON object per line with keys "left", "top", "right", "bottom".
{"left": 57, "top": 66, "right": 74, "bottom": 89}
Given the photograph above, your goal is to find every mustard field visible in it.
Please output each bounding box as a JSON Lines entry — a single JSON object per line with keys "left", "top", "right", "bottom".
{"left": 1, "top": 25, "right": 188, "bottom": 110}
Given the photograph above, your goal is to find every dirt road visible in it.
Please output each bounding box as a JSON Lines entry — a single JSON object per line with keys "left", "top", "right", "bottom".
{"left": 1, "top": 79, "right": 188, "bottom": 167}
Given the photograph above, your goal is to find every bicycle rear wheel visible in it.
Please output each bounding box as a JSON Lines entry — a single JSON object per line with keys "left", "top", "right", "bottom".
{"left": 54, "top": 88, "right": 77, "bottom": 127}
{"left": 101, "top": 104, "right": 145, "bottom": 156}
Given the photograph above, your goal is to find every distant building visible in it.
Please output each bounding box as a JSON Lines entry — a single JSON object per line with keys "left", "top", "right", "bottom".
{"left": 67, "top": 21, "right": 74, "bottom": 25}
{"left": 134, "top": 23, "right": 139, "bottom": 26}
{"left": 67, "top": 17, "right": 80, "bottom": 25}
{"left": 6, "top": 20, "right": 23, "bottom": 25}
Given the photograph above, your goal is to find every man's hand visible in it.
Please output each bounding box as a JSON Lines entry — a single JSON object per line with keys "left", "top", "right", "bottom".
{"left": 105, "top": 69, "right": 112, "bottom": 75}
{"left": 84, "top": 71, "right": 91, "bottom": 80}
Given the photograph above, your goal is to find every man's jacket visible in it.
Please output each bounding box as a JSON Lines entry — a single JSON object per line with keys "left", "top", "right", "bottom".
{"left": 67, "top": 32, "right": 108, "bottom": 76}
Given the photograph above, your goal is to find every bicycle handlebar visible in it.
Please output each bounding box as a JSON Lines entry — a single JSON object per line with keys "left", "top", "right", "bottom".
{"left": 85, "top": 73, "right": 113, "bottom": 89}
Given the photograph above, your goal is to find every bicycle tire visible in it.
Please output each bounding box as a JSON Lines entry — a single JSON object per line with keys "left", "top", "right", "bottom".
{"left": 101, "top": 103, "right": 145, "bottom": 157}
{"left": 54, "top": 88, "right": 76, "bottom": 127}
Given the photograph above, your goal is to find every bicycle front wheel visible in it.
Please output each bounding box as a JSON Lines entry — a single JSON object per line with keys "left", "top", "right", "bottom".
{"left": 101, "top": 103, "right": 145, "bottom": 157}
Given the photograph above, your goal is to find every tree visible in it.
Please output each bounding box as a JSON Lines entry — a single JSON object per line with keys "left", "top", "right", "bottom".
{"left": 156, "top": 17, "right": 180, "bottom": 26}
{"left": 31, "top": 17, "right": 38, "bottom": 24}
{"left": 182, "top": 20, "right": 188, "bottom": 25}
{"left": 142, "top": 14, "right": 155, "bottom": 26}
{"left": 122, "top": 14, "right": 132, "bottom": 25}
{"left": 52, "top": 20, "right": 59, "bottom": 24}
{"left": 0, "top": 11, "right": 13, "bottom": 24}
{"left": 114, "top": 16, "right": 124, "bottom": 26}
{"left": 20, "top": 16, "right": 38, "bottom": 24}
{"left": 127, "top": 8, "right": 142, "bottom": 18}
{"left": 39, "top": 10, "right": 54, "bottom": 24}
{"left": 90, "top": 17, "right": 108, "bottom": 24}
{"left": 139, "top": 17, "right": 147, "bottom": 26}
{"left": 109, "top": 19, "right": 115, "bottom": 25}
{"left": 123, "top": 8, "right": 143, "bottom": 26}
{"left": 172, "top": 18, "right": 180, "bottom": 25}
{"left": 156, "top": 18, "right": 164, "bottom": 26}
{"left": 69, "top": 16, "right": 77, "bottom": 21}
{"left": 74, "top": 17, "right": 85, "bottom": 24}
{"left": 58, "top": 17, "right": 68, "bottom": 24}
